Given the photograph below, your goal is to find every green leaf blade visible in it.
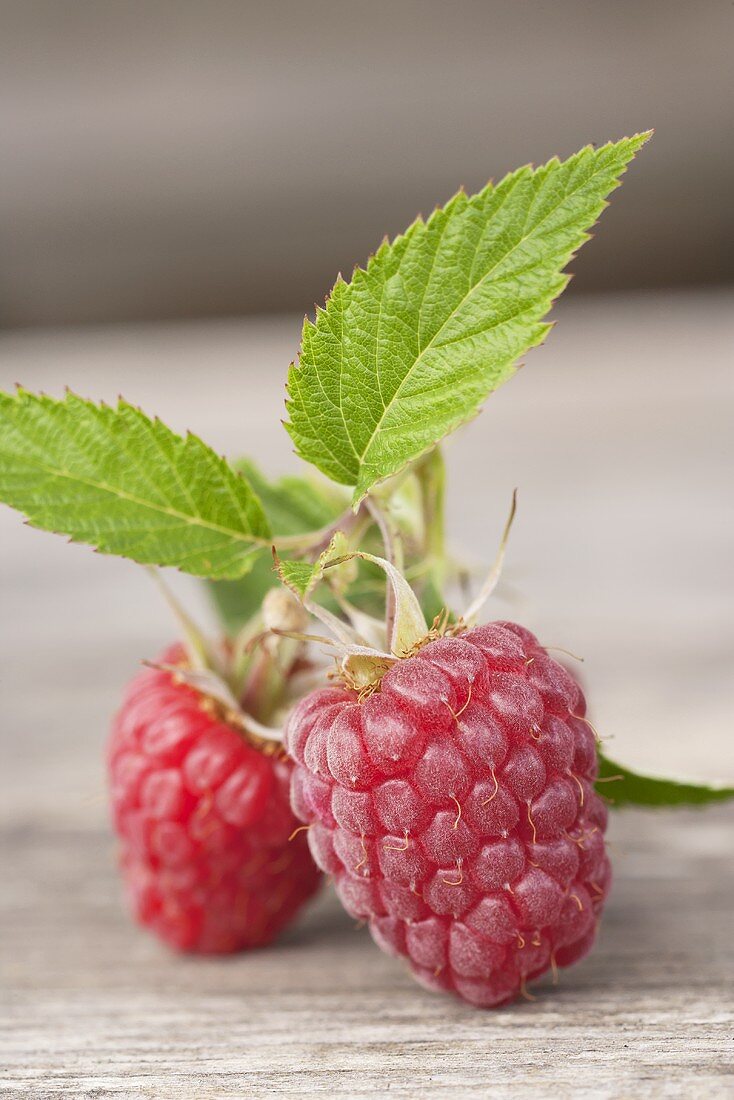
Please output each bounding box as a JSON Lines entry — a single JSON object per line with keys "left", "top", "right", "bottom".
{"left": 597, "top": 752, "right": 734, "bottom": 808}
{"left": 285, "top": 133, "right": 651, "bottom": 502}
{"left": 0, "top": 390, "right": 271, "bottom": 579}
{"left": 275, "top": 531, "right": 352, "bottom": 601}
{"left": 276, "top": 558, "right": 318, "bottom": 599}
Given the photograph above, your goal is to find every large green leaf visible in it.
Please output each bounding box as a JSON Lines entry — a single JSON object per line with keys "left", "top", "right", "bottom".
{"left": 0, "top": 389, "right": 271, "bottom": 579}
{"left": 286, "top": 134, "right": 651, "bottom": 503}
{"left": 597, "top": 752, "right": 734, "bottom": 808}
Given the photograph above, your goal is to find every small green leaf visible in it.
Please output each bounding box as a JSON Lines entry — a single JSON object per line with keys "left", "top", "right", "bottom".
{"left": 0, "top": 389, "right": 270, "bottom": 579}
{"left": 597, "top": 752, "right": 734, "bottom": 808}
{"left": 286, "top": 133, "right": 651, "bottom": 503}
{"left": 277, "top": 557, "right": 317, "bottom": 599}
{"left": 276, "top": 532, "right": 349, "bottom": 599}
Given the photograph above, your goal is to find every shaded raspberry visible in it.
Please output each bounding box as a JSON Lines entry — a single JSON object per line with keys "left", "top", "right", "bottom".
{"left": 108, "top": 647, "right": 321, "bottom": 953}
{"left": 285, "top": 623, "right": 610, "bottom": 1007}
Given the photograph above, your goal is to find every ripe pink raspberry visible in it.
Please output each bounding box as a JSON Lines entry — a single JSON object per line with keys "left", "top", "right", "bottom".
{"left": 285, "top": 622, "right": 610, "bottom": 1007}
{"left": 108, "top": 647, "right": 321, "bottom": 953}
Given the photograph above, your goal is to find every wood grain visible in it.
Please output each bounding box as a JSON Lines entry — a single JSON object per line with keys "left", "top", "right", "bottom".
{"left": 1, "top": 292, "right": 733, "bottom": 1097}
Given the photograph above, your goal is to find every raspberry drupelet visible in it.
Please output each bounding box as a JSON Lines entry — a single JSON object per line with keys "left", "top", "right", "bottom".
{"left": 285, "top": 622, "right": 610, "bottom": 1007}
{"left": 108, "top": 648, "right": 321, "bottom": 953}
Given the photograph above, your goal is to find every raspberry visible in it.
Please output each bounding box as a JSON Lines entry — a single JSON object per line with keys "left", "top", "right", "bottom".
{"left": 285, "top": 623, "right": 610, "bottom": 1007}
{"left": 108, "top": 647, "right": 321, "bottom": 953}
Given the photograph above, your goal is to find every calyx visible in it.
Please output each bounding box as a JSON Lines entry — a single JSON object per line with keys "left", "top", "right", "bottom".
{"left": 273, "top": 491, "right": 516, "bottom": 693}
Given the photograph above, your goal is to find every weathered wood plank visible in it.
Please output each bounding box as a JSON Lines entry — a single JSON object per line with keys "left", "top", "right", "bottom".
{"left": 1, "top": 811, "right": 732, "bottom": 1098}
{"left": 1, "top": 293, "right": 733, "bottom": 1096}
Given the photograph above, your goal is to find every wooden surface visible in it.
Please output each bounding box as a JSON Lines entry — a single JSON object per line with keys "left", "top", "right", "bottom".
{"left": 1, "top": 290, "right": 733, "bottom": 1098}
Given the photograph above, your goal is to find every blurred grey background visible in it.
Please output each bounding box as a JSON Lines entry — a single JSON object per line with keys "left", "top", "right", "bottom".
{"left": 1, "top": 0, "right": 732, "bottom": 329}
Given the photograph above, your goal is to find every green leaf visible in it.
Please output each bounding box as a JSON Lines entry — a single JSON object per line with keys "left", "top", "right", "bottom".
{"left": 206, "top": 463, "right": 347, "bottom": 629}
{"left": 276, "top": 532, "right": 350, "bottom": 599}
{"left": 276, "top": 557, "right": 317, "bottom": 598}
{"left": 0, "top": 389, "right": 271, "bottom": 579}
{"left": 286, "top": 133, "right": 651, "bottom": 503}
{"left": 597, "top": 752, "right": 734, "bottom": 808}
{"left": 234, "top": 459, "right": 347, "bottom": 536}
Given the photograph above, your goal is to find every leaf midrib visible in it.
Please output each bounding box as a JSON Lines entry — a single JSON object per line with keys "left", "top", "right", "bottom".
{"left": 351, "top": 154, "right": 611, "bottom": 479}
{"left": 2, "top": 447, "right": 269, "bottom": 549}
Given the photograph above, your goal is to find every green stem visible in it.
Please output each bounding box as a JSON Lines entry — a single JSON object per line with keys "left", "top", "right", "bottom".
{"left": 147, "top": 567, "right": 216, "bottom": 671}
{"left": 366, "top": 499, "right": 404, "bottom": 641}
{"left": 414, "top": 448, "right": 450, "bottom": 620}
{"left": 418, "top": 448, "right": 446, "bottom": 567}
{"left": 240, "top": 647, "right": 284, "bottom": 724}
